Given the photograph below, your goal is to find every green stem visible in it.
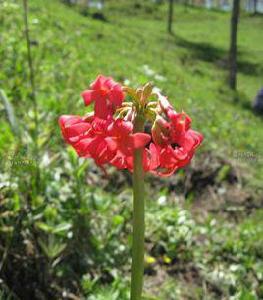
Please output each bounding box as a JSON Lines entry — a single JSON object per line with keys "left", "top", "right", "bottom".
{"left": 131, "top": 116, "right": 145, "bottom": 300}
{"left": 23, "top": 0, "right": 40, "bottom": 192}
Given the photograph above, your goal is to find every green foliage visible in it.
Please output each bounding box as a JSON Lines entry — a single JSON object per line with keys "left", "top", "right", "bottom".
{"left": 0, "top": 0, "right": 262, "bottom": 299}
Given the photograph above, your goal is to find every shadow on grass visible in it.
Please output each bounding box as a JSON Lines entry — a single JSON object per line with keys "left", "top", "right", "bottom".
{"left": 220, "top": 87, "right": 263, "bottom": 118}
{"left": 172, "top": 34, "right": 262, "bottom": 76}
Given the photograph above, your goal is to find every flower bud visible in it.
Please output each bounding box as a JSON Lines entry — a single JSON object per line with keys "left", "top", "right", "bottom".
{"left": 122, "top": 86, "right": 137, "bottom": 100}
{"left": 158, "top": 94, "right": 174, "bottom": 116}
{"left": 142, "top": 82, "right": 153, "bottom": 101}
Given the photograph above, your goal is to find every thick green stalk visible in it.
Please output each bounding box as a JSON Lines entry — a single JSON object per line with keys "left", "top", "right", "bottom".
{"left": 131, "top": 116, "right": 145, "bottom": 300}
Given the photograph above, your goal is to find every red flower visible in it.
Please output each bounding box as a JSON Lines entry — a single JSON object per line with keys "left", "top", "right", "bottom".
{"left": 151, "top": 97, "right": 203, "bottom": 176}
{"left": 59, "top": 115, "right": 112, "bottom": 164}
{"left": 59, "top": 76, "right": 203, "bottom": 177}
{"left": 59, "top": 115, "right": 151, "bottom": 169}
{"left": 156, "top": 129, "right": 203, "bottom": 176}
{"left": 75, "top": 118, "right": 116, "bottom": 165}
{"left": 106, "top": 119, "right": 151, "bottom": 169}
{"left": 81, "top": 75, "right": 125, "bottom": 119}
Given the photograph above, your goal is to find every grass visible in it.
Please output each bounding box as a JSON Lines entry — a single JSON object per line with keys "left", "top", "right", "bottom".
{"left": 1, "top": 0, "right": 263, "bottom": 181}
{"left": 0, "top": 0, "right": 262, "bottom": 299}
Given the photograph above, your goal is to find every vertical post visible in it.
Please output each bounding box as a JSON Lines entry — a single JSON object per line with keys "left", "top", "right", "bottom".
{"left": 168, "top": 0, "right": 174, "bottom": 34}
{"left": 253, "top": 0, "right": 257, "bottom": 14}
{"left": 229, "top": 0, "right": 240, "bottom": 90}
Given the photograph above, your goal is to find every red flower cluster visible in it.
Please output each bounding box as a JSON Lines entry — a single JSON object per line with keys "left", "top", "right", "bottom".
{"left": 149, "top": 94, "right": 203, "bottom": 176}
{"left": 59, "top": 75, "right": 203, "bottom": 176}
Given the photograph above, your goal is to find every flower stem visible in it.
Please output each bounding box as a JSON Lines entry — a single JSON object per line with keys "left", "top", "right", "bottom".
{"left": 131, "top": 116, "right": 145, "bottom": 300}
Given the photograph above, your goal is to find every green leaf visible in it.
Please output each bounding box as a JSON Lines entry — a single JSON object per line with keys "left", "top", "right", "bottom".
{"left": 53, "top": 223, "right": 72, "bottom": 234}
{"left": 0, "top": 89, "right": 20, "bottom": 137}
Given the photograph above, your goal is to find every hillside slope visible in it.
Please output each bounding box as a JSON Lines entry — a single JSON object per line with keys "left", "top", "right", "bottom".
{"left": 0, "top": 1, "right": 262, "bottom": 299}
{"left": 1, "top": 0, "right": 263, "bottom": 183}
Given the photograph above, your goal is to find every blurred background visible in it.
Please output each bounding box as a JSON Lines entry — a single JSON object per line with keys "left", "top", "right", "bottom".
{"left": 0, "top": 0, "right": 262, "bottom": 299}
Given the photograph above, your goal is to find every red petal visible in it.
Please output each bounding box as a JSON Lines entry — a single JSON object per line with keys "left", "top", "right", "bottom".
{"left": 152, "top": 166, "right": 178, "bottom": 177}
{"left": 108, "top": 119, "right": 133, "bottom": 136}
{"left": 126, "top": 155, "right": 133, "bottom": 171}
{"left": 81, "top": 90, "right": 95, "bottom": 106}
{"left": 103, "top": 77, "right": 115, "bottom": 89}
{"left": 67, "top": 123, "right": 91, "bottom": 137}
{"left": 95, "top": 141, "right": 112, "bottom": 165}
{"left": 59, "top": 115, "right": 81, "bottom": 127}
{"left": 109, "top": 87, "right": 125, "bottom": 107}
{"left": 90, "top": 75, "right": 107, "bottom": 90}
{"left": 173, "top": 148, "right": 189, "bottom": 161}
{"left": 74, "top": 137, "right": 94, "bottom": 156}
{"left": 105, "top": 137, "right": 118, "bottom": 152}
{"left": 148, "top": 143, "right": 160, "bottom": 170}
{"left": 110, "top": 152, "right": 127, "bottom": 169}
{"left": 59, "top": 115, "right": 84, "bottom": 144}
{"left": 128, "top": 133, "right": 151, "bottom": 149}
{"left": 94, "top": 97, "right": 109, "bottom": 119}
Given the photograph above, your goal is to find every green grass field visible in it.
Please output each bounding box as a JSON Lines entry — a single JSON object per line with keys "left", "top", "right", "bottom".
{"left": 0, "top": 0, "right": 262, "bottom": 299}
